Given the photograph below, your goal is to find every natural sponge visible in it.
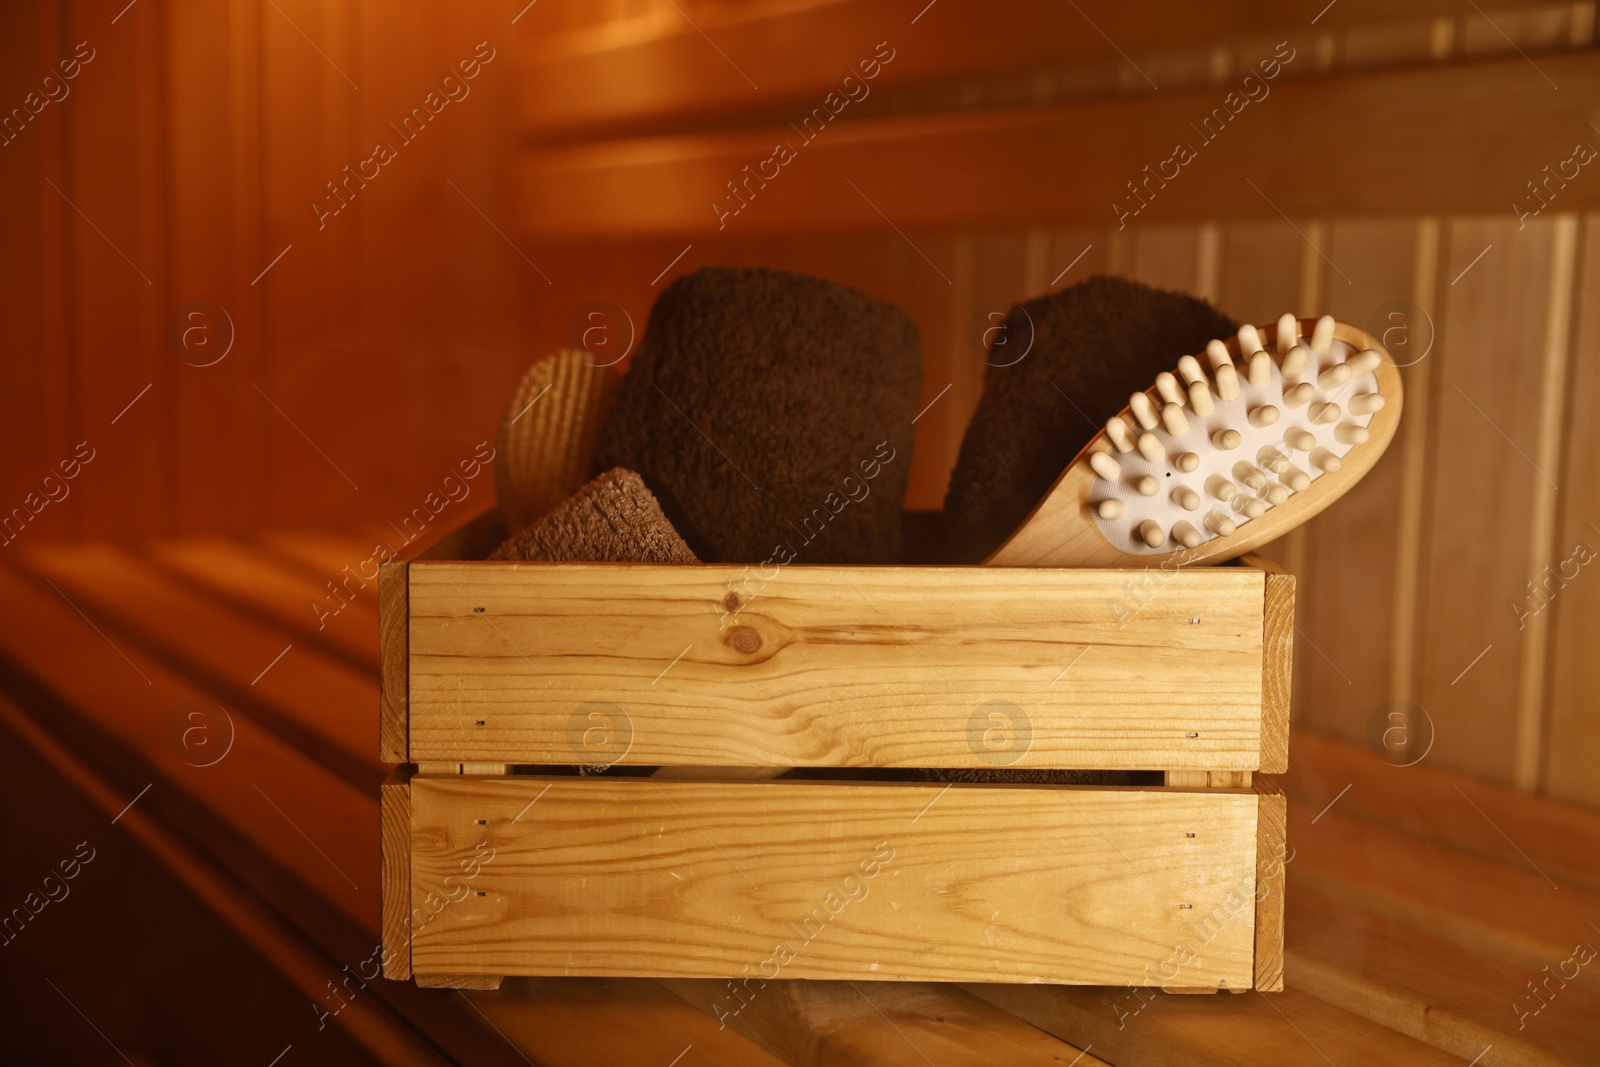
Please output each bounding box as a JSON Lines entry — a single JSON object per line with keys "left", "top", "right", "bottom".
{"left": 494, "top": 351, "right": 620, "bottom": 533}
{"left": 593, "top": 266, "right": 922, "bottom": 564}
{"left": 488, "top": 468, "right": 697, "bottom": 564}
{"left": 942, "top": 275, "right": 1237, "bottom": 563}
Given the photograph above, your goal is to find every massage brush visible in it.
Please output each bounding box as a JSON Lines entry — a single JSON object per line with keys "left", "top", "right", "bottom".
{"left": 986, "top": 314, "right": 1402, "bottom": 567}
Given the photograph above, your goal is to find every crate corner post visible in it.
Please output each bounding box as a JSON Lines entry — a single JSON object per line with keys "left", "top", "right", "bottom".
{"left": 378, "top": 559, "right": 409, "bottom": 765}
{"left": 1253, "top": 775, "right": 1288, "bottom": 993}
{"left": 380, "top": 767, "right": 413, "bottom": 981}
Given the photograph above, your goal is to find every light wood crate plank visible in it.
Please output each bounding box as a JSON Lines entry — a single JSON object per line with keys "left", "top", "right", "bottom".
{"left": 1254, "top": 776, "right": 1287, "bottom": 993}
{"left": 410, "top": 776, "right": 1260, "bottom": 987}
{"left": 407, "top": 563, "right": 1266, "bottom": 769}
{"left": 378, "top": 560, "right": 408, "bottom": 764}
{"left": 1243, "top": 553, "right": 1295, "bottom": 774}
{"left": 382, "top": 768, "right": 412, "bottom": 981}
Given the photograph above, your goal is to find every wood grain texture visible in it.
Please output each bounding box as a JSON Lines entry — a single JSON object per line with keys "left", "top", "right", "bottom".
{"left": 406, "top": 562, "right": 1266, "bottom": 769}
{"left": 415, "top": 975, "right": 503, "bottom": 990}
{"left": 148, "top": 535, "right": 380, "bottom": 673}
{"left": 1286, "top": 886, "right": 1600, "bottom": 1065}
{"left": 512, "top": 0, "right": 1558, "bottom": 135}
{"left": 471, "top": 978, "right": 789, "bottom": 1067}
{"left": 1415, "top": 217, "right": 1563, "bottom": 782}
{"left": 1286, "top": 730, "right": 1600, "bottom": 896}
{"left": 1288, "top": 803, "right": 1600, "bottom": 991}
{"left": 661, "top": 978, "right": 1110, "bottom": 1067}
{"left": 0, "top": 695, "right": 446, "bottom": 1066}
{"left": 21, "top": 542, "right": 378, "bottom": 791}
{"left": 0, "top": 564, "right": 376, "bottom": 930}
{"left": 382, "top": 768, "right": 413, "bottom": 980}
{"left": 1253, "top": 776, "right": 1287, "bottom": 993}
{"left": 1295, "top": 220, "right": 1425, "bottom": 741}
{"left": 378, "top": 560, "right": 408, "bottom": 764}
{"left": 1244, "top": 553, "right": 1296, "bottom": 775}
{"left": 987, "top": 320, "right": 1402, "bottom": 568}
{"left": 1548, "top": 212, "right": 1600, "bottom": 806}
{"left": 512, "top": 53, "right": 1600, "bottom": 237}
{"left": 409, "top": 776, "right": 1260, "bottom": 986}
{"left": 966, "top": 982, "right": 1465, "bottom": 1066}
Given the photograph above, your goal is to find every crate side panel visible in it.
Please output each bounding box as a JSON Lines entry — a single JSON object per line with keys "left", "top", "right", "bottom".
{"left": 407, "top": 564, "right": 1266, "bottom": 770}
{"left": 1242, "top": 555, "right": 1295, "bottom": 775}
{"left": 378, "top": 560, "right": 408, "bottom": 764}
{"left": 380, "top": 768, "right": 412, "bottom": 980}
{"left": 409, "top": 776, "right": 1259, "bottom": 986}
{"left": 1253, "top": 775, "right": 1287, "bottom": 992}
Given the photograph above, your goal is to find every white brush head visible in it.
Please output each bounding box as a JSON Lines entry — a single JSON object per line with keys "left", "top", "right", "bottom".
{"left": 1086, "top": 315, "right": 1383, "bottom": 554}
{"left": 1276, "top": 313, "right": 1298, "bottom": 352}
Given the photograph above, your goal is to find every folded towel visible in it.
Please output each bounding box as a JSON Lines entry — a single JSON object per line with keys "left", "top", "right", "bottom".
{"left": 942, "top": 275, "right": 1237, "bottom": 563}
{"left": 594, "top": 266, "right": 922, "bottom": 564}
{"left": 488, "top": 468, "right": 697, "bottom": 564}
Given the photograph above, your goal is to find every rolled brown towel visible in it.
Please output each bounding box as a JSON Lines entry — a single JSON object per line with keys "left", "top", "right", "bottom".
{"left": 488, "top": 468, "right": 697, "bottom": 564}
{"left": 942, "top": 275, "right": 1237, "bottom": 563}
{"left": 593, "top": 266, "right": 922, "bottom": 564}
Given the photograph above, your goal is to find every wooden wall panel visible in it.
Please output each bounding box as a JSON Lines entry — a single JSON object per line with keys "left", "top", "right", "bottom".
{"left": 1546, "top": 213, "right": 1600, "bottom": 804}
{"left": 511, "top": 53, "right": 1600, "bottom": 238}
{"left": 166, "top": 0, "right": 267, "bottom": 533}
{"left": 1415, "top": 216, "right": 1569, "bottom": 783}
{"left": 61, "top": 0, "right": 170, "bottom": 538}
{"left": 0, "top": 2, "right": 72, "bottom": 546}
{"left": 509, "top": 0, "right": 1568, "bottom": 136}
{"left": 1295, "top": 221, "right": 1427, "bottom": 741}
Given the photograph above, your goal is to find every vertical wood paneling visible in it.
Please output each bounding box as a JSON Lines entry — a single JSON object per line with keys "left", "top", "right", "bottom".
{"left": 64, "top": 0, "right": 169, "bottom": 537}
{"left": 1389, "top": 219, "right": 1442, "bottom": 708}
{"left": 1295, "top": 221, "right": 1424, "bottom": 740}
{"left": 1513, "top": 214, "right": 1578, "bottom": 787}
{"left": 1415, "top": 216, "right": 1563, "bottom": 781}
{"left": 1126, "top": 226, "right": 1202, "bottom": 294}
{"left": 167, "top": 0, "right": 261, "bottom": 533}
{"left": 1545, "top": 212, "right": 1600, "bottom": 804}
{"left": 0, "top": 2, "right": 73, "bottom": 546}
{"left": 257, "top": 0, "right": 362, "bottom": 523}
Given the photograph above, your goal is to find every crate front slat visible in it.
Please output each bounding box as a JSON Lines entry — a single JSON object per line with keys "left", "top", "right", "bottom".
{"left": 407, "top": 776, "right": 1261, "bottom": 987}
{"left": 405, "top": 563, "right": 1267, "bottom": 769}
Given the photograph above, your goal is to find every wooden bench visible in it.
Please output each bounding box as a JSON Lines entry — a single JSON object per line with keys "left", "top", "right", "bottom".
{"left": 2, "top": 532, "right": 1597, "bottom": 1063}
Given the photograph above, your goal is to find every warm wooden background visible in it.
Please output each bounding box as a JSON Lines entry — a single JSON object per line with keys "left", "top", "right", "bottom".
{"left": 3, "top": 0, "right": 1598, "bottom": 803}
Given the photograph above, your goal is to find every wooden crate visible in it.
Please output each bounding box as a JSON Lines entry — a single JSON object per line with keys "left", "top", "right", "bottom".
{"left": 379, "top": 510, "right": 1293, "bottom": 994}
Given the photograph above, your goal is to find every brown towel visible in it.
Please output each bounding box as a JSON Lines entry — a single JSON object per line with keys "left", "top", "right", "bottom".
{"left": 942, "top": 275, "right": 1237, "bottom": 563}
{"left": 593, "top": 266, "right": 922, "bottom": 564}
{"left": 488, "top": 468, "right": 697, "bottom": 564}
